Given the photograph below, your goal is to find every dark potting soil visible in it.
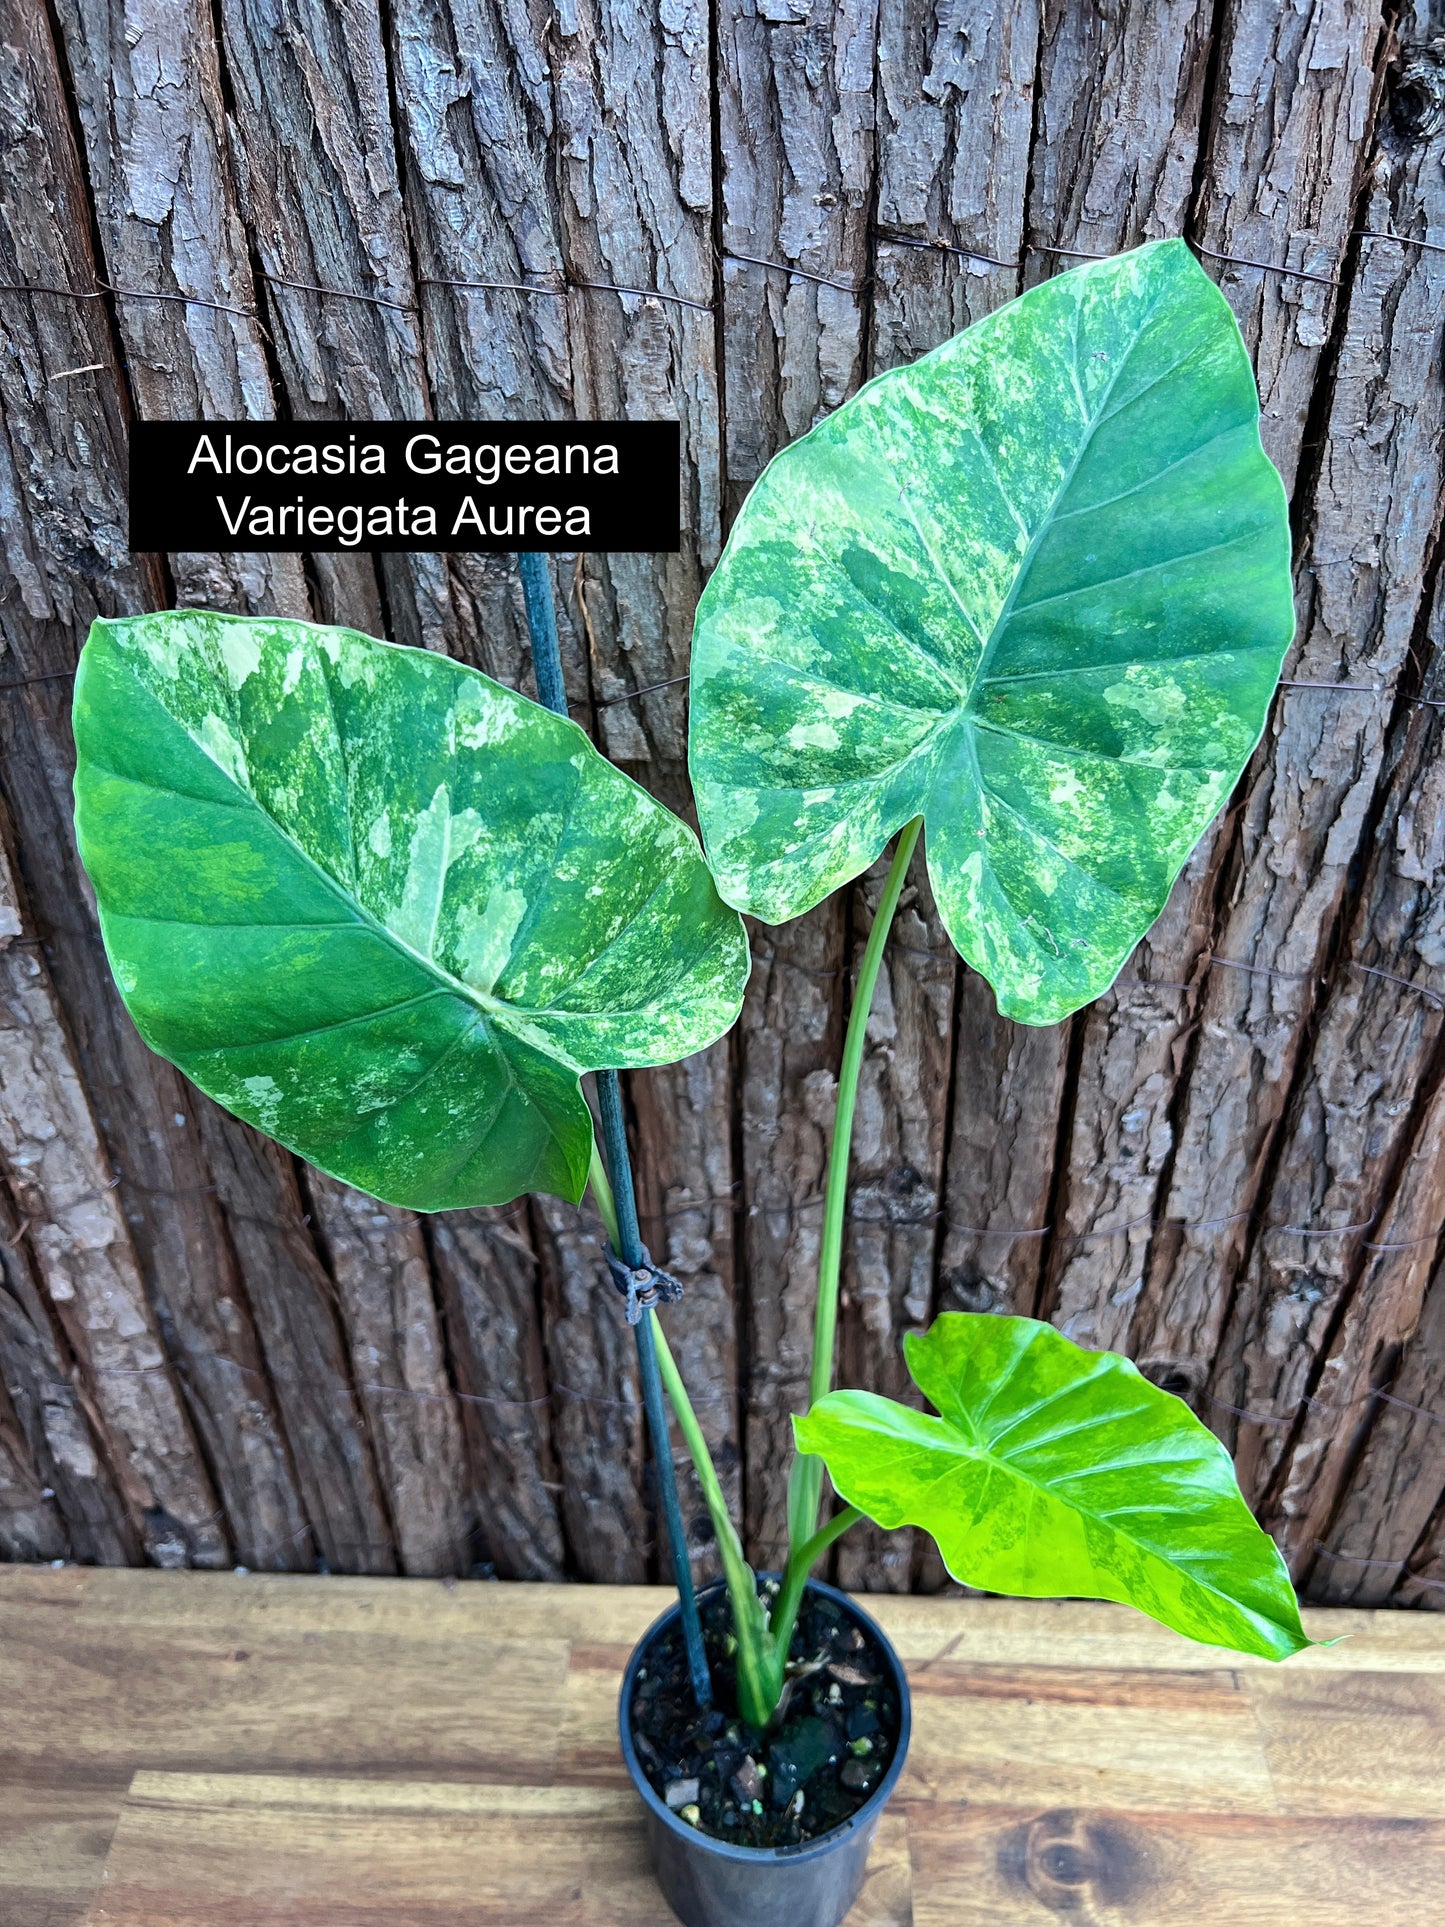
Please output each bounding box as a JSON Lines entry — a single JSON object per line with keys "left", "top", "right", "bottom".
{"left": 627, "top": 1583, "right": 902, "bottom": 1850}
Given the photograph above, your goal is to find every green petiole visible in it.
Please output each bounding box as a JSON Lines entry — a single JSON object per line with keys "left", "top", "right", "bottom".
{"left": 588, "top": 1139, "right": 621, "bottom": 1253}
{"left": 792, "top": 815, "right": 924, "bottom": 1548}
{"left": 638, "top": 820, "right": 922, "bottom": 1726}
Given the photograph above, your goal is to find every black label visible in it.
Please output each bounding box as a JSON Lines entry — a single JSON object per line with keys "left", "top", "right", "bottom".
{"left": 128, "top": 420, "right": 681, "bottom": 554}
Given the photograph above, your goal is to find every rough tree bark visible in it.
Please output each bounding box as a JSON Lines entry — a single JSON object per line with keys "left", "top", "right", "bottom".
{"left": 1, "top": 0, "right": 1443, "bottom": 1615}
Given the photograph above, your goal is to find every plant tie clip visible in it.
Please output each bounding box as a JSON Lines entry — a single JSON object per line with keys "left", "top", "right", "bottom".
{"left": 604, "top": 1243, "right": 684, "bottom": 1325}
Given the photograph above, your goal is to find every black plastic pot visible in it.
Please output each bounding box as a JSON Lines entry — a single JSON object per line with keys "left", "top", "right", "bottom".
{"left": 618, "top": 1577, "right": 911, "bottom": 1927}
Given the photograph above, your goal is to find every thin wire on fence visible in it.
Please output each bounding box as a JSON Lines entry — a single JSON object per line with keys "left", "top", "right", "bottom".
{"left": 13, "top": 1150, "right": 1438, "bottom": 1258}
{"left": 1310, "top": 1542, "right": 1445, "bottom": 1594}
{"left": 10, "top": 849, "right": 1442, "bottom": 1022}
{"left": 49, "top": 1313, "right": 1444, "bottom": 1442}
{"left": 4, "top": 221, "right": 1438, "bottom": 342}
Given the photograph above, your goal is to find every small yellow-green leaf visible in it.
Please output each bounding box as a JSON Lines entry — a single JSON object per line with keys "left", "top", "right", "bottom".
{"left": 689, "top": 240, "right": 1294, "bottom": 1025}
{"left": 73, "top": 610, "right": 750, "bottom": 1211}
{"left": 794, "top": 1313, "right": 1308, "bottom": 1661}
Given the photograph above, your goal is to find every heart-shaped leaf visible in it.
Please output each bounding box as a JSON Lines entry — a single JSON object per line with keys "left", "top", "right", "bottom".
{"left": 73, "top": 611, "right": 749, "bottom": 1211}
{"left": 689, "top": 239, "right": 1294, "bottom": 1024}
{"left": 794, "top": 1313, "right": 1308, "bottom": 1659}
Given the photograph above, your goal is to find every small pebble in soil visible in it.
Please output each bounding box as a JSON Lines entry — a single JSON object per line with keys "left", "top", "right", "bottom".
{"left": 826, "top": 1661, "right": 875, "bottom": 1687}
{"left": 629, "top": 1586, "right": 901, "bottom": 1851}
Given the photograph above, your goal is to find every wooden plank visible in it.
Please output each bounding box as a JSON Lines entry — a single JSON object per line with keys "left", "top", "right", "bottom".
{"left": 1, "top": 1570, "right": 1442, "bottom": 1922}
{"left": 7, "top": 1565, "right": 1441, "bottom": 1673}
{"left": 905, "top": 1663, "right": 1277, "bottom": 1815}
{"left": 0, "top": 1578, "right": 569, "bottom": 1788}
{"left": 562, "top": 1636, "right": 1280, "bottom": 1814}
{"left": 905, "top": 1802, "right": 1443, "bottom": 1926}
{"left": 1248, "top": 1668, "right": 1445, "bottom": 1817}
{"left": 837, "top": 1591, "right": 1445, "bottom": 1675}
{"left": 0, "top": 1783, "right": 123, "bottom": 1927}
{"left": 82, "top": 1776, "right": 911, "bottom": 1927}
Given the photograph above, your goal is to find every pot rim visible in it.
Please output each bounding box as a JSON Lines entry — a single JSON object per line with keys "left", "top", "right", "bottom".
{"left": 617, "top": 1573, "right": 912, "bottom": 1866}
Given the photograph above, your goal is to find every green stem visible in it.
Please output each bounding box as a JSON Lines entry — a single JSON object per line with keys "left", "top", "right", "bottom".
{"left": 810, "top": 816, "right": 923, "bottom": 1410}
{"left": 587, "top": 1140, "right": 621, "bottom": 1252}
{"left": 653, "top": 1315, "right": 778, "bottom": 1727}
{"left": 768, "top": 1505, "right": 862, "bottom": 1665}
{"left": 789, "top": 818, "right": 924, "bottom": 1556}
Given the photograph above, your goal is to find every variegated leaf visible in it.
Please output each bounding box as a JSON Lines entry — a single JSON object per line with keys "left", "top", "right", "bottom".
{"left": 73, "top": 611, "right": 749, "bottom": 1210}
{"left": 795, "top": 1313, "right": 1309, "bottom": 1661}
{"left": 688, "top": 240, "right": 1294, "bottom": 1024}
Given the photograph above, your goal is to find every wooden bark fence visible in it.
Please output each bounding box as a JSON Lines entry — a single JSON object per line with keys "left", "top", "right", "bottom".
{"left": 0, "top": 0, "right": 1443, "bottom": 1608}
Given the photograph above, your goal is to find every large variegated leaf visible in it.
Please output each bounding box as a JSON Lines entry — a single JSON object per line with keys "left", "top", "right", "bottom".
{"left": 689, "top": 240, "right": 1294, "bottom": 1024}
{"left": 73, "top": 611, "right": 749, "bottom": 1211}
{"left": 794, "top": 1313, "right": 1308, "bottom": 1660}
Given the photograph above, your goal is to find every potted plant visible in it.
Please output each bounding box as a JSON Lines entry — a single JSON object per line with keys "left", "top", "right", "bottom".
{"left": 74, "top": 240, "right": 1307, "bottom": 1927}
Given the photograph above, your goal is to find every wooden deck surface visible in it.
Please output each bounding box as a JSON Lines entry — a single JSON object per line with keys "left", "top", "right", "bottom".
{"left": 2, "top": 1565, "right": 1442, "bottom": 1924}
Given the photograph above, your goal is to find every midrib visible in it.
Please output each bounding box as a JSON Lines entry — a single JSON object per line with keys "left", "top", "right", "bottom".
{"left": 959, "top": 290, "right": 1158, "bottom": 723}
